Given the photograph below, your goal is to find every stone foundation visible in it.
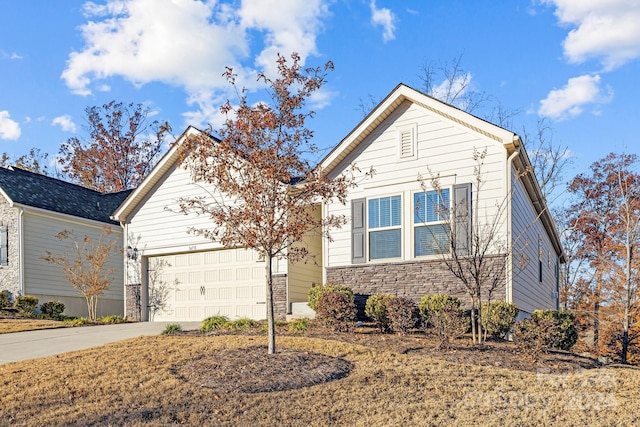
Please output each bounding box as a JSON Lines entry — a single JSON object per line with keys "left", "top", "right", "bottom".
{"left": 326, "top": 256, "right": 506, "bottom": 310}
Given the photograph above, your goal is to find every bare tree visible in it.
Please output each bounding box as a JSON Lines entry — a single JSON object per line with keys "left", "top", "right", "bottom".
{"left": 417, "top": 54, "right": 490, "bottom": 113}
{"left": 178, "top": 53, "right": 357, "bottom": 354}
{"left": 418, "top": 148, "right": 537, "bottom": 344}
{"left": 42, "top": 226, "right": 117, "bottom": 320}
{"left": 147, "top": 258, "right": 178, "bottom": 321}
{"left": 523, "top": 118, "right": 572, "bottom": 202}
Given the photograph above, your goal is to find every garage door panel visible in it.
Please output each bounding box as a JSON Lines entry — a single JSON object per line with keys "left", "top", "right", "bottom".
{"left": 152, "top": 248, "right": 268, "bottom": 322}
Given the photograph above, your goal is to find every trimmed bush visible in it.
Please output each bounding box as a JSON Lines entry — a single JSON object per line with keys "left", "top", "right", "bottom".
{"left": 513, "top": 317, "right": 558, "bottom": 361}
{"left": 531, "top": 309, "right": 578, "bottom": 351}
{"left": 386, "top": 297, "right": 419, "bottom": 334}
{"left": 162, "top": 323, "right": 182, "bottom": 335}
{"left": 365, "top": 294, "right": 395, "bottom": 332}
{"left": 99, "top": 315, "right": 127, "bottom": 324}
{"left": 14, "top": 295, "right": 39, "bottom": 314}
{"left": 481, "top": 302, "right": 519, "bottom": 339}
{"left": 0, "top": 290, "right": 10, "bottom": 308}
{"left": 419, "top": 294, "right": 462, "bottom": 326}
{"left": 315, "top": 290, "right": 357, "bottom": 332}
{"left": 200, "top": 315, "right": 230, "bottom": 332}
{"left": 288, "top": 318, "right": 311, "bottom": 334}
{"left": 40, "top": 300, "right": 65, "bottom": 319}
{"left": 308, "top": 284, "right": 354, "bottom": 311}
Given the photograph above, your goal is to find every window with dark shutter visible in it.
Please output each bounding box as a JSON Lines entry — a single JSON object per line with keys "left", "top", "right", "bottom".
{"left": 368, "top": 195, "right": 402, "bottom": 260}
{"left": 414, "top": 189, "right": 450, "bottom": 256}
{"left": 454, "top": 183, "right": 472, "bottom": 255}
{"left": 351, "top": 199, "right": 366, "bottom": 263}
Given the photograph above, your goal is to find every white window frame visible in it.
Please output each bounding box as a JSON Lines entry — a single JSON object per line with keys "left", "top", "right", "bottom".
{"left": 413, "top": 188, "right": 451, "bottom": 257}
{"left": 367, "top": 194, "right": 402, "bottom": 260}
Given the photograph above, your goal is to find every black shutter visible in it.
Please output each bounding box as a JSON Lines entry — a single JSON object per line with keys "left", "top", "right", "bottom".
{"left": 351, "top": 198, "right": 366, "bottom": 263}
{"left": 454, "top": 184, "right": 471, "bottom": 255}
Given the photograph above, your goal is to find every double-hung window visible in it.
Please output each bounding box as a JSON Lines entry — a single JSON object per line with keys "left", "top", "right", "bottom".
{"left": 368, "top": 195, "right": 402, "bottom": 260}
{"left": 414, "top": 189, "right": 450, "bottom": 256}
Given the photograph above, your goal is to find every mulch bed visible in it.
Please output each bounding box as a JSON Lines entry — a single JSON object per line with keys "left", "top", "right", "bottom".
{"left": 173, "top": 345, "right": 353, "bottom": 393}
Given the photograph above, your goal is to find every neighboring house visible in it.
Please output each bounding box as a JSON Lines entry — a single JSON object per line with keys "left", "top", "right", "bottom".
{"left": 0, "top": 166, "right": 128, "bottom": 317}
{"left": 113, "top": 83, "right": 563, "bottom": 322}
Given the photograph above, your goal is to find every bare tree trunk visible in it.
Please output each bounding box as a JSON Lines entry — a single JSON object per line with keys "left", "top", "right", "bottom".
{"left": 470, "top": 295, "right": 478, "bottom": 344}
{"left": 265, "top": 254, "right": 276, "bottom": 355}
{"left": 622, "top": 241, "right": 632, "bottom": 364}
{"left": 594, "top": 271, "right": 602, "bottom": 350}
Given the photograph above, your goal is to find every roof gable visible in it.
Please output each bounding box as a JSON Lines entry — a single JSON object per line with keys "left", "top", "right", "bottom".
{"left": 0, "top": 166, "right": 131, "bottom": 224}
{"left": 320, "top": 83, "right": 519, "bottom": 173}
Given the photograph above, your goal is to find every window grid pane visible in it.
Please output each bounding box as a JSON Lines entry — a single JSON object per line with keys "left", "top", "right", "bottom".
{"left": 370, "top": 229, "right": 402, "bottom": 259}
{"left": 415, "top": 224, "right": 450, "bottom": 256}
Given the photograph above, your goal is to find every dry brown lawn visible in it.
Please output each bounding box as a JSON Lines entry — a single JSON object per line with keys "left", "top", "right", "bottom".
{"left": 0, "top": 318, "right": 67, "bottom": 334}
{"left": 1, "top": 331, "right": 639, "bottom": 427}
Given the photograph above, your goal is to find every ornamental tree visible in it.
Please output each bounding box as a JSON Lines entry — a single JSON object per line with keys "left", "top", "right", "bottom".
{"left": 178, "top": 53, "right": 356, "bottom": 354}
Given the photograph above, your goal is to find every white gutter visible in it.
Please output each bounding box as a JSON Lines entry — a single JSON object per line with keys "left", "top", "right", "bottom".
{"left": 505, "top": 145, "right": 520, "bottom": 305}
{"left": 18, "top": 207, "right": 25, "bottom": 295}
{"left": 121, "top": 221, "right": 128, "bottom": 318}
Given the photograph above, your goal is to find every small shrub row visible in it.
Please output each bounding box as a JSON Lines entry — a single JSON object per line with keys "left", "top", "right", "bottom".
{"left": 315, "top": 291, "right": 357, "bottom": 332}
{"left": 98, "top": 315, "right": 127, "bottom": 324}
{"left": 15, "top": 295, "right": 39, "bottom": 314}
{"left": 308, "top": 284, "right": 354, "bottom": 311}
{"left": 481, "top": 301, "right": 519, "bottom": 339}
{"left": 40, "top": 300, "right": 66, "bottom": 319}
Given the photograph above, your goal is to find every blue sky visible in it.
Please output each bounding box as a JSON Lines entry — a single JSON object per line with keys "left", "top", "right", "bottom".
{"left": 1, "top": 0, "right": 639, "bottom": 186}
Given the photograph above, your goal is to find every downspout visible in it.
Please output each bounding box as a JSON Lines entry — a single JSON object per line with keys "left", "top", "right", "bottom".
{"left": 506, "top": 143, "right": 520, "bottom": 305}
{"left": 18, "top": 207, "right": 25, "bottom": 295}
{"left": 120, "top": 221, "right": 128, "bottom": 318}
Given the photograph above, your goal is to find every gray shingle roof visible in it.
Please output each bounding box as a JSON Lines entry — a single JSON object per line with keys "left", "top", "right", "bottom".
{"left": 0, "top": 166, "right": 131, "bottom": 224}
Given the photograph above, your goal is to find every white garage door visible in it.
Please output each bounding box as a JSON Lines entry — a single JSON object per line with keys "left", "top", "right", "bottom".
{"left": 150, "top": 248, "right": 266, "bottom": 322}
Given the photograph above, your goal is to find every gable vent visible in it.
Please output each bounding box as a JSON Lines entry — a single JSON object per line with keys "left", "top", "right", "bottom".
{"left": 398, "top": 123, "right": 417, "bottom": 160}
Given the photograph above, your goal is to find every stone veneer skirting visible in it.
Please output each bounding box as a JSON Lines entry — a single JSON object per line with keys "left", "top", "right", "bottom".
{"left": 326, "top": 257, "right": 506, "bottom": 310}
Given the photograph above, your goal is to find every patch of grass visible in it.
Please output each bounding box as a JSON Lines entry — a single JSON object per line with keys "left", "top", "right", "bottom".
{"left": 98, "top": 315, "right": 127, "bottom": 324}
{"left": 0, "top": 319, "right": 67, "bottom": 334}
{"left": 200, "top": 315, "right": 230, "bottom": 332}
{"left": 162, "top": 323, "right": 182, "bottom": 335}
{"left": 288, "top": 318, "right": 312, "bottom": 334}
{"left": 0, "top": 334, "right": 637, "bottom": 426}
{"left": 63, "top": 317, "right": 91, "bottom": 327}
{"left": 224, "top": 317, "right": 259, "bottom": 331}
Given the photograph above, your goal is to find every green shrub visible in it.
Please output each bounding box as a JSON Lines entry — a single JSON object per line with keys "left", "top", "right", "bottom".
{"left": 63, "top": 317, "right": 90, "bottom": 326}
{"left": 386, "top": 297, "right": 419, "bottom": 334}
{"left": 200, "top": 315, "right": 230, "bottom": 332}
{"left": 531, "top": 309, "right": 578, "bottom": 351}
{"left": 225, "top": 317, "right": 259, "bottom": 331}
{"left": 0, "top": 290, "right": 10, "bottom": 308}
{"left": 419, "top": 294, "right": 462, "bottom": 327}
{"left": 308, "top": 284, "right": 354, "bottom": 311}
{"left": 365, "top": 294, "right": 395, "bottom": 332}
{"left": 14, "top": 295, "right": 39, "bottom": 314}
{"left": 315, "top": 290, "right": 357, "bottom": 332}
{"left": 513, "top": 317, "right": 558, "bottom": 361}
{"left": 40, "top": 300, "right": 66, "bottom": 319}
{"left": 99, "top": 315, "right": 127, "bottom": 324}
{"left": 162, "top": 323, "right": 182, "bottom": 335}
{"left": 288, "top": 318, "right": 311, "bottom": 334}
{"left": 481, "top": 302, "right": 519, "bottom": 339}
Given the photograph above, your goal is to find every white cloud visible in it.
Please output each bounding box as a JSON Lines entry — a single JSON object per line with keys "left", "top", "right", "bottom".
{"left": 52, "top": 115, "right": 77, "bottom": 133}
{"left": 370, "top": 1, "right": 396, "bottom": 42}
{"left": 538, "top": 74, "right": 612, "bottom": 120}
{"left": 543, "top": 0, "right": 640, "bottom": 70}
{"left": 0, "top": 111, "right": 21, "bottom": 140}
{"left": 62, "top": 0, "right": 331, "bottom": 129}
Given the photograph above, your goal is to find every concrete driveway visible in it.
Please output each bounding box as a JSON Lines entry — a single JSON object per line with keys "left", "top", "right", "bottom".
{"left": 0, "top": 321, "right": 200, "bottom": 365}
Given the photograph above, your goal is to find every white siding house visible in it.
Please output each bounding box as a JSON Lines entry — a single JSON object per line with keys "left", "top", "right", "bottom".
{"left": 0, "top": 167, "right": 127, "bottom": 317}
{"left": 320, "top": 84, "right": 563, "bottom": 314}
{"left": 113, "top": 84, "right": 563, "bottom": 322}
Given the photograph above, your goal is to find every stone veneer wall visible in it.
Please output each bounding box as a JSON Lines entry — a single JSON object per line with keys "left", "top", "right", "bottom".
{"left": 125, "top": 283, "right": 142, "bottom": 321}
{"left": 326, "top": 256, "right": 507, "bottom": 310}
{"left": 272, "top": 273, "right": 287, "bottom": 319}
{"left": 0, "top": 200, "right": 20, "bottom": 300}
